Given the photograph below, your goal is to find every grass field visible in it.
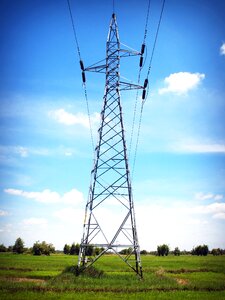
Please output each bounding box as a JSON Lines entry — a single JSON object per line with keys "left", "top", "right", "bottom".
{"left": 0, "top": 253, "right": 225, "bottom": 299}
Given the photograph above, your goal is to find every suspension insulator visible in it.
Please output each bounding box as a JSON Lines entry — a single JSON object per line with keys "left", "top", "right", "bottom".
{"left": 139, "top": 56, "right": 143, "bottom": 68}
{"left": 141, "top": 44, "right": 145, "bottom": 55}
{"left": 142, "top": 89, "right": 146, "bottom": 100}
{"left": 82, "top": 71, "right": 86, "bottom": 83}
{"left": 143, "top": 78, "right": 148, "bottom": 89}
{"left": 80, "top": 60, "right": 85, "bottom": 71}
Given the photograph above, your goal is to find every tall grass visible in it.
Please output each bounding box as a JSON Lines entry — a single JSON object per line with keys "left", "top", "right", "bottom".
{"left": 0, "top": 253, "right": 225, "bottom": 299}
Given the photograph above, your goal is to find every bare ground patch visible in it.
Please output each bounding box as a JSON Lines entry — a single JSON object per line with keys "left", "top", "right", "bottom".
{"left": 0, "top": 277, "right": 45, "bottom": 283}
{"left": 175, "top": 278, "right": 189, "bottom": 285}
{"left": 167, "top": 268, "right": 211, "bottom": 274}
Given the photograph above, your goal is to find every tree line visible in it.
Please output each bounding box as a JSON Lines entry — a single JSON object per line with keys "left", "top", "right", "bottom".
{"left": 0, "top": 238, "right": 55, "bottom": 256}
{"left": 1, "top": 238, "right": 225, "bottom": 257}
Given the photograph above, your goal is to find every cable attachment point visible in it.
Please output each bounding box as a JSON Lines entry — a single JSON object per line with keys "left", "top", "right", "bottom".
{"left": 142, "top": 78, "right": 148, "bottom": 100}
{"left": 143, "top": 78, "right": 148, "bottom": 89}
{"left": 141, "top": 44, "right": 145, "bottom": 55}
{"left": 139, "top": 44, "right": 146, "bottom": 67}
{"left": 82, "top": 71, "right": 86, "bottom": 83}
{"left": 80, "top": 60, "right": 86, "bottom": 83}
{"left": 142, "top": 89, "right": 146, "bottom": 100}
{"left": 139, "top": 56, "right": 143, "bottom": 68}
{"left": 80, "top": 60, "right": 85, "bottom": 71}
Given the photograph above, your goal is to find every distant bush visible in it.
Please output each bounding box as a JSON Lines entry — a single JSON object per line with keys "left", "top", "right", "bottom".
{"left": 13, "top": 238, "right": 25, "bottom": 254}
{"left": 191, "top": 245, "right": 209, "bottom": 256}
{"left": 119, "top": 247, "right": 133, "bottom": 255}
{"left": 32, "top": 241, "right": 55, "bottom": 256}
{"left": 211, "top": 248, "right": 224, "bottom": 256}
{"left": 140, "top": 250, "right": 148, "bottom": 255}
{"left": 157, "top": 244, "right": 169, "bottom": 256}
{"left": 63, "top": 244, "right": 71, "bottom": 254}
{"left": 0, "top": 244, "right": 7, "bottom": 252}
{"left": 85, "top": 245, "right": 94, "bottom": 256}
{"left": 7, "top": 246, "right": 13, "bottom": 252}
{"left": 173, "top": 247, "right": 181, "bottom": 256}
{"left": 70, "top": 243, "right": 80, "bottom": 255}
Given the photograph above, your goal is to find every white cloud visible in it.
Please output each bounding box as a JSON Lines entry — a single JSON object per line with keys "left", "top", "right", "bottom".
{"left": 191, "top": 202, "right": 225, "bottom": 218}
{"left": 214, "top": 195, "right": 224, "bottom": 201}
{"left": 135, "top": 199, "right": 225, "bottom": 250}
{"left": 213, "top": 213, "right": 225, "bottom": 220}
{"left": 0, "top": 223, "right": 12, "bottom": 233}
{"left": 16, "top": 147, "right": 28, "bottom": 157}
{"left": 49, "top": 108, "right": 100, "bottom": 128}
{"left": 23, "top": 218, "right": 48, "bottom": 227}
{"left": 0, "top": 210, "right": 9, "bottom": 217}
{"left": 159, "top": 72, "right": 205, "bottom": 95}
{"left": 64, "top": 151, "right": 73, "bottom": 156}
{"left": 4, "top": 188, "right": 84, "bottom": 205}
{"left": 4, "top": 188, "right": 61, "bottom": 204}
{"left": 171, "top": 142, "right": 225, "bottom": 154}
{"left": 220, "top": 43, "right": 225, "bottom": 55}
{"left": 61, "top": 189, "right": 84, "bottom": 205}
{"left": 53, "top": 207, "right": 83, "bottom": 223}
{"left": 195, "top": 192, "right": 223, "bottom": 201}
{"left": 0, "top": 145, "right": 51, "bottom": 159}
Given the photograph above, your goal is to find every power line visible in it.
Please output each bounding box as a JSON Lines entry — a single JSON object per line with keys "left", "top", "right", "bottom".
{"left": 128, "top": 0, "right": 152, "bottom": 160}
{"left": 67, "top": 0, "right": 95, "bottom": 153}
{"left": 131, "top": 0, "right": 166, "bottom": 178}
{"left": 146, "top": 0, "right": 166, "bottom": 80}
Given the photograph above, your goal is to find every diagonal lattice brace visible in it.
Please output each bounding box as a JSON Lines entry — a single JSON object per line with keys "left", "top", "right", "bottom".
{"left": 78, "top": 13, "right": 143, "bottom": 278}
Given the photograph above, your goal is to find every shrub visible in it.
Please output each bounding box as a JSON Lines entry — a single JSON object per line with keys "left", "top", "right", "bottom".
{"left": 174, "top": 247, "right": 181, "bottom": 256}
{"left": 0, "top": 244, "right": 7, "bottom": 252}
{"left": 13, "top": 238, "right": 25, "bottom": 254}
{"left": 192, "top": 245, "right": 209, "bottom": 256}
{"left": 63, "top": 244, "right": 71, "bottom": 254}
{"left": 140, "top": 250, "right": 148, "bottom": 255}
{"left": 70, "top": 243, "right": 80, "bottom": 255}
{"left": 157, "top": 244, "right": 169, "bottom": 256}
{"left": 32, "top": 241, "right": 55, "bottom": 256}
{"left": 119, "top": 247, "right": 133, "bottom": 255}
{"left": 211, "top": 248, "right": 223, "bottom": 256}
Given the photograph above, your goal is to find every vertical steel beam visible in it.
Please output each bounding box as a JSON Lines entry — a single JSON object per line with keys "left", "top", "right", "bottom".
{"left": 78, "top": 13, "right": 142, "bottom": 278}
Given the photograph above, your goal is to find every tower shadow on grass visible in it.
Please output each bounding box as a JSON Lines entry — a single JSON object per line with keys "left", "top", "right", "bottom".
{"left": 64, "top": 265, "right": 104, "bottom": 278}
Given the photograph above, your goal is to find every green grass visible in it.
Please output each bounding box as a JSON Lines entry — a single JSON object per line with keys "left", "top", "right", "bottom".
{"left": 0, "top": 253, "right": 225, "bottom": 299}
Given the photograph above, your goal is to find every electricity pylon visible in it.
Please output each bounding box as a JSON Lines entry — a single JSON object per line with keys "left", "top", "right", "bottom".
{"left": 78, "top": 13, "right": 146, "bottom": 278}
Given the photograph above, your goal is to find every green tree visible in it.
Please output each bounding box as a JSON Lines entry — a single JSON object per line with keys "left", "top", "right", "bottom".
{"left": 48, "top": 243, "right": 55, "bottom": 254}
{"left": 75, "top": 243, "right": 80, "bottom": 255}
{"left": 201, "top": 244, "right": 209, "bottom": 256}
{"left": 0, "top": 244, "right": 7, "bottom": 252}
{"left": 63, "top": 244, "right": 71, "bottom": 254}
{"left": 119, "top": 247, "right": 133, "bottom": 255}
{"left": 94, "top": 247, "right": 101, "bottom": 256}
{"left": 69, "top": 243, "right": 80, "bottom": 255}
{"left": 32, "top": 241, "right": 55, "bottom": 256}
{"left": 70, "top": 243, "right": 76, "bottom": 255}
{"left": 86, "top": 245, "right": 94, "bottom": 256}
{"left": 32, "top": 241, "right": 42, "bottom": 255}
{"left": 157, "top": 244, "right": 169, "bottom": 256}
{"left": 211, "top": 248, "right": 222, "bottom": 256}
{"left": 192, "top": 245, "right": 209, "bottom": 256}
{"left": 174, "top": 247, "right": 181, "bottom": 256}
{"left": 7, "top": 246, "right": 13, "bottom": 252}
{"left": 140, "top": 250, "right": 148, "bottom": 255}
{"left": 13, "top": 237, "right": 25, "bottom": 254}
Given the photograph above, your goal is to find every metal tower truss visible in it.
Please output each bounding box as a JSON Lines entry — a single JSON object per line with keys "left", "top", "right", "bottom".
{"left": 78, "top": 13, "right": 145, "bottom": 278}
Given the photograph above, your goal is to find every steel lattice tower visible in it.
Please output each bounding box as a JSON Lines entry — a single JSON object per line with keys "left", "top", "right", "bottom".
{"left": 78, "top": 13, "right": 145, "bottom": 278}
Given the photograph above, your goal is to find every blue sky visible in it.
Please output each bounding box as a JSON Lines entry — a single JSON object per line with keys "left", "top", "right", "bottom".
{"left": 0, "top": 0, "right": 225, "bottom": 251}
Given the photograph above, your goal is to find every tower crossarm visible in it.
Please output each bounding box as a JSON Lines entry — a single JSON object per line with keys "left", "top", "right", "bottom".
{"left": 78, "top": 12, "right": 143, "bottom": 278}
{"left": 119, "top": 81, "right": 144, "bottom": 91}
{"left": 120, "top": 49, "right": 141, "bottom": 57}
